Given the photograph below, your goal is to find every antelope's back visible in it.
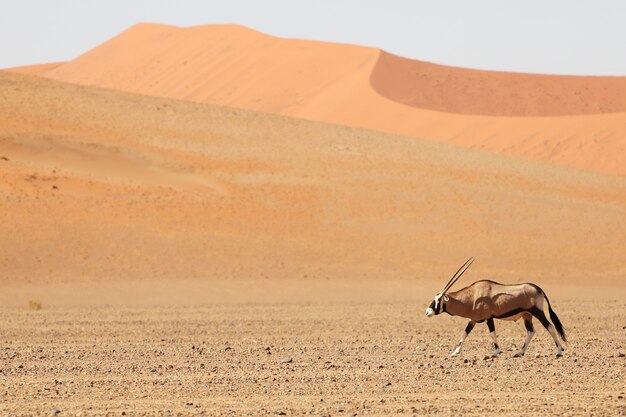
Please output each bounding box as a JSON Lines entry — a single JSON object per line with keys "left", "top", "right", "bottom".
{"left": 472, "top": 280, "right": 541, "bottom": 319}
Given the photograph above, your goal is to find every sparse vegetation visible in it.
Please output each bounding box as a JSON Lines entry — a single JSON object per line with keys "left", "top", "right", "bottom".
{"left": 28, "top": 299, "right": 43, "bottom": 310}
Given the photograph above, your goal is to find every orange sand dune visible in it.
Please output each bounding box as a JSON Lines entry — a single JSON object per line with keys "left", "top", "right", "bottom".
{"left": 8, "top": 62, "right": 64, "bottom": 75}
{"left": 9, "top": 23, "right": 626, "bottom": 176}
{"left": 371, "top": 51, "right": 626, "bottom": 116}
{"left": 1, "top": 71, "right": 625, "bottom": 298}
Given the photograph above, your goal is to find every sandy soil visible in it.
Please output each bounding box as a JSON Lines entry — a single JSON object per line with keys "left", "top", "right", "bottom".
{"left": 1, "top": 299, "right": 624, "bottom": 416}
{"left": 9, "top": 23, "right": 626, "bottom": 175}
{"left": 1, "top": 71, "right": 625, "bottom": 290}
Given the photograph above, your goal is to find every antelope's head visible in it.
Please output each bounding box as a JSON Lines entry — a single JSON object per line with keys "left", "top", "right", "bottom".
{"left": 425, "top": 293, "right": 448, "bottom": 317}
{"left": 425, "top": 257, "right": 474, "bottom": 317}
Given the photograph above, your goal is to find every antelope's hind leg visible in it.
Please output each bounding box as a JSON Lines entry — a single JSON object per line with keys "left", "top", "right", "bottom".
{"left": 514, "top": 314, "right": 535, "bottom": 358}
{"left": 451, "top": 320, "right": 475, "bottom": 357}
{"left": 530, "top": 306, "right": 563, "bottom": 357}
{"left": 487, "top": 318, "right": 501, "bottom": 357}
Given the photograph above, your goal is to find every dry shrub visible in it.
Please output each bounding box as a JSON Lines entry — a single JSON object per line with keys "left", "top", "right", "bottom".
{"left": 28, "top": 300, "right": 43, "bottom": 310}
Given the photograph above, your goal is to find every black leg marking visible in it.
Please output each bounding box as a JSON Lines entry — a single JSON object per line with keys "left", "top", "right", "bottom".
{"left": 465, "top": 321, "right": 475, "bottom": 334}
{"left": 524, "top": 318, "right": 534, "bottom": 333}
{"left": 487, "top": 318, "right": 495, "bottom": 333}
{"left": 530, "top": 307, "right": 551, "bottom": 329}
{"left": 494, "top": 342, "right": 499, "bottom": 350}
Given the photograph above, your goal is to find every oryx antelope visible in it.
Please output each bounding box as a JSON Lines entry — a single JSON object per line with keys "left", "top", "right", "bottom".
{"left": 425, "top": 258, "right": 566, "bottom": 358}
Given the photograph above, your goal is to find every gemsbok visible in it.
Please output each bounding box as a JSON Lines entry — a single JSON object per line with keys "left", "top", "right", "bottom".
{"left": 425, "top": 258, "right": 566, "bottom": 358}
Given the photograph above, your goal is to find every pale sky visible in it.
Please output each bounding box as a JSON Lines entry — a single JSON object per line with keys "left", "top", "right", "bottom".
{"left": 2, "top": 0, "right": 625, "bottom": 75}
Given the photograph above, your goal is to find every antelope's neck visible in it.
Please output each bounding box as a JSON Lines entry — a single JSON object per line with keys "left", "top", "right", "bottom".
{"left": 444, "top": 293, "right": 472, "bottom": 319}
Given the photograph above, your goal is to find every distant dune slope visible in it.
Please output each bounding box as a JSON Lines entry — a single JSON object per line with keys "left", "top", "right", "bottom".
{"left": 8, "top": 23, "right": 626, "bottom": 176}
{"left": 370, "top": 51, "right": 626, "bottom": 116}
{"left": 1, "top": 71, "right": 625, "bottom": 289}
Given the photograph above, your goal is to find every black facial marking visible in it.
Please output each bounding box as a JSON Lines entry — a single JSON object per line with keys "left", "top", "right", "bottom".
{"left": 428, "top": 299, "right": 441, "bottom": 315}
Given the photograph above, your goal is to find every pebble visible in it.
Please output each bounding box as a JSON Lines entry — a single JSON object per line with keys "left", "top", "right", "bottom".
{"left": 51, "top": 410, "right": 61, "bottom": 415}
{"left": 280, "top": 357, "right": 293, "bottom": 364}
{"left": 618, "top": 352, "right": 625, "bottom": 358}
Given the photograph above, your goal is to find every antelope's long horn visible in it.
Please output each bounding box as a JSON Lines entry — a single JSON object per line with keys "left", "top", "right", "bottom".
{"left": 440, "top": 257, "right": 474, "bottom": 294}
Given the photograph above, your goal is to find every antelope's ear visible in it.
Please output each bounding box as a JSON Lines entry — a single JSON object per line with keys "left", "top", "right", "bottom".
{"left": 443, "top": 294, "right": 450, "bottom": 302}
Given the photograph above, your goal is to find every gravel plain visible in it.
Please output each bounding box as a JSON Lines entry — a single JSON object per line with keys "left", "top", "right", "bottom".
{"left": 1, "top": 299, "right": 624, "bottom": 416}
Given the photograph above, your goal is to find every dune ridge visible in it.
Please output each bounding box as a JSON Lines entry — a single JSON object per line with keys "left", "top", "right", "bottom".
{"left": 371, "top": 50, "right": 626, "bottom": 116}
{"left": 8, "top": 23, "right": 626, "bottom": 176}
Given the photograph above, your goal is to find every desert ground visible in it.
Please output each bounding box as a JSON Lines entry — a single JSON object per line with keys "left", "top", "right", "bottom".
{"left": 1, "top": 300, "right": 625, "bottom": 416}
{"left": 1, "top": 23, "right": 626, "bottom": 416}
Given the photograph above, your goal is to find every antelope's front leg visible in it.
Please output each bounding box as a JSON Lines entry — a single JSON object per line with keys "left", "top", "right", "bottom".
{"left": 514, "top": 317, "right": 535, "bottom": 357}
{"left": 451, "top": 320, "right": 475, "bottom": 357}
{"left": 487, "top": 318, "right": 501, "bottom": 357}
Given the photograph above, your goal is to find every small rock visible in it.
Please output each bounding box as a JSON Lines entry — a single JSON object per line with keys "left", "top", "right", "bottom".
{"left": 273, "top": 412, "right": 286, "bottom": 416}
{"left": 618, "top": 352, "right": 625, "bottom": 358}
{"left": 52, "top": 410, "right": 61, "bottom": 415}
{"left": 149, "top": 368, "right": 157, "bottom": 373}
{"left": 383, "top": 381, "right": 392, "bottom": 388}
{"left": 483, "top": 356, "right": 490, "bottom": 360}
{"left": 280, "top": 357, "right": 293, "bottom": 364}
{"left": 463, "top": 358, "right": 469, "bottom": 363}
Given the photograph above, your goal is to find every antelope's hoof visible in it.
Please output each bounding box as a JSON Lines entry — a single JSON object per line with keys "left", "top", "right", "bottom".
{"left": 491, "top": 352, "right": 500, "bottom": 358}
{"left": 556, "top": 352, "right": 563, "bottom": 358}
{"left": 513, "top": 352, "right": 524, "bottom": 358}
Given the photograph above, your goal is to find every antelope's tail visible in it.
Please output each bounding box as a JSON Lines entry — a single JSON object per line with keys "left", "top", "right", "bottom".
{"left": 544, "top": 291, "right": 567, "bottom": 342}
